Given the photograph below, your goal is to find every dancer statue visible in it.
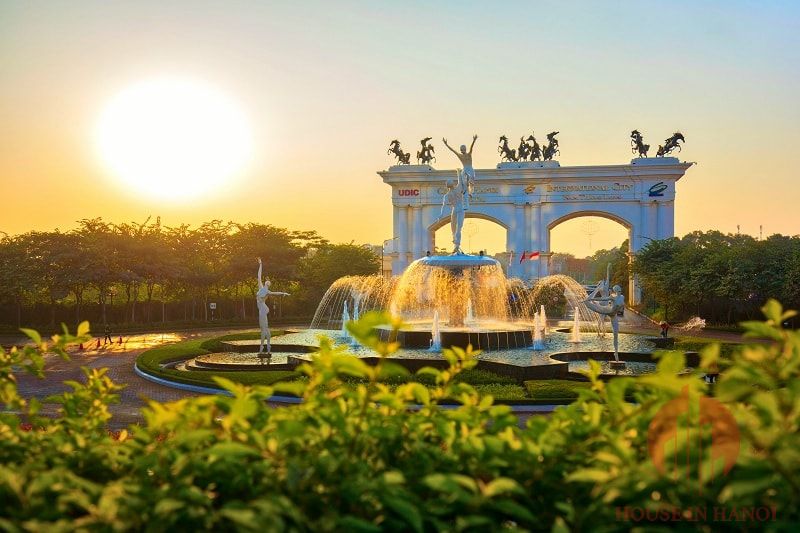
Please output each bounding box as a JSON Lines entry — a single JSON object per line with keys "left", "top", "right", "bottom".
{"left": 442, "top": 135, "right": 477, "bottom": 207}
{"left": 440, "top": 176, "right": 466, "bottom": 254}
{"left": 256, "top": 257, "right": 290, "bottom": 355}
{"left": 584, "top": 281, "right": 625, "bottom": 361}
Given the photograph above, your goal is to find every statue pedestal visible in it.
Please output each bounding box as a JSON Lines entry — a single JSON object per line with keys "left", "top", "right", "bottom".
{"left": 388, "top": 164, "right": 434, "bottom": 172}
{"left": 496, "top": 161, "right": 560, "bottom": 169}
{"left": 631, "top": 157, "right": 680, "bottom": 165}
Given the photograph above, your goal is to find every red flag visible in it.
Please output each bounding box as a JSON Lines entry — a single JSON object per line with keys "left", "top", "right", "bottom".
{"left": 519, "top": 251, "right": 541, "bottom": 263}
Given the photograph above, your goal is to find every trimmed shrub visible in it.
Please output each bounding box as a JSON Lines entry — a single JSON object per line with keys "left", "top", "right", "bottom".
{"left": 0, "top": 302, "right": 798, "bottom": 530}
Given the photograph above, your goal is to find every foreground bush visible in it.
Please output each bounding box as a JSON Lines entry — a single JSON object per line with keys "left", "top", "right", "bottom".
{"left": 0, "top": 302, "right": 798, "bottom": 530}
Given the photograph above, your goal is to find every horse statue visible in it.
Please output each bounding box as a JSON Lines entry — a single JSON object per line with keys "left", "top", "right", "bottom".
{"left": 630, "top": 130, "right": 650, "bottom": 158}
{"left": 498, "top": 135, "right": 518, "bottom": 162}
{"left": 416, "top": 137, "right": 436, "bottom": 165}
{"left": 517, "top": 136, "right": 531, "bottom": 161}
{"left": 656, "top": 132, "right": 685, "bottom": 157}
{"left": 527, "top": 134, "right": 542, "bottom": 161}
{"left": 542, "top": 131, "right": 560, "bottom": 161}
{"left": 388, "top": 139, "right": 411, "bottom": 165}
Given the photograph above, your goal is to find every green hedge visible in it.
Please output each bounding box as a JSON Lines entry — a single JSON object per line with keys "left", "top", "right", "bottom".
{"left": 524, "top": 379, "right": 591, "bottom": 401}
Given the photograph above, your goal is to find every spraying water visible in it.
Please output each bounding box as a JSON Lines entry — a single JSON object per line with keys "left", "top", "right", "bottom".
{"left": 341, "top": 301, "right": 350, "bottom": 340}
{"left": 569, "top": 307, "right": 582, "bottom": 343}
{"left": 539, "top": 304, "right": 548, "bottom": 336}
{"left": 430, "top": 310, "right": 442, "bottom": 351}
{"left": 531, "top": 311, "right": 545, "bottom": 350}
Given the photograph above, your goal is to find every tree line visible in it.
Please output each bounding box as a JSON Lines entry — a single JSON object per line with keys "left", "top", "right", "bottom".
{"left": 0, "top": 218, "right": 380, "bottom": 331}
{"left": 634, "top": 231, "right": 800, "bottom": 324}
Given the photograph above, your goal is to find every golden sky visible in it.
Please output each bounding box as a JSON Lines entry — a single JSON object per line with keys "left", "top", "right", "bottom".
{"left": 1, "top": 1, "right": 798, "bottom": 257}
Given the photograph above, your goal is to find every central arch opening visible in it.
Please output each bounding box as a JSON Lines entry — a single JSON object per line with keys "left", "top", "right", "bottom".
{"left": 431, "top": 215, "right": 508, "bottom": 265}
{"left": 547, "top": 213, "right": 631, "bottom": 285}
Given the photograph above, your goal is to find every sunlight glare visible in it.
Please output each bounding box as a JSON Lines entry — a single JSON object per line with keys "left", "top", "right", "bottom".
{"left": 95, "top": 77, "right": 253, "bottom": 201}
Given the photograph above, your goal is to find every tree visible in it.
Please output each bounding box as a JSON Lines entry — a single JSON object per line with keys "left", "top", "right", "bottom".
{"left": 295, "top": 244, "right": 380, "bottom": 313}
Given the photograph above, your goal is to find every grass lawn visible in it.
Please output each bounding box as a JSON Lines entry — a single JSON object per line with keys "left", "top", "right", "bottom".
{"left": 669, "top": 335, "right": 750, "bottom": 358}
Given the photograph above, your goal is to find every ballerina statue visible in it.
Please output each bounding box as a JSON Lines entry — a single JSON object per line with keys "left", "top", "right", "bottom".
{"left": 584, "top": 282, "right": 626, "bottom": 365}
{"left": 256, "top": 257, "right": 290, "bottom": 355}
{"left": 442, "top": 134, "right": 477, "bottom": 207}
{"left": 440, "top": 177, "right": 466, "bottom": 254}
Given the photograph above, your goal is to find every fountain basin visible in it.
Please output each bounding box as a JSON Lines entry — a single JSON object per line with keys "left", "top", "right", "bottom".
{"left": 415, "top": 254, "right": 499, "bottom": 268}
{"left": 550, "top": 351, "right": 700, "bottom": 378}
{"left": 376, "top": 324, "right": 533, "bottom": 350}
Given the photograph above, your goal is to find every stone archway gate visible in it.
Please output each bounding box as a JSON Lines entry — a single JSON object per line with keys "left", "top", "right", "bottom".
{"left": 379, "top": 158, "right": 693, "bottom": 305}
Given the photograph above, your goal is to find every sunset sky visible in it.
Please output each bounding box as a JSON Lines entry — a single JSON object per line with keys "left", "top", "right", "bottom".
{"left": 1, "top": 1, "right": 798, "bottom": 257}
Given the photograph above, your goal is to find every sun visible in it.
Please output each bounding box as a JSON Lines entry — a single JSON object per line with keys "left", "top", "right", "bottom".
{"left": 95, "top": 77, "right": 253, "bottom": 201}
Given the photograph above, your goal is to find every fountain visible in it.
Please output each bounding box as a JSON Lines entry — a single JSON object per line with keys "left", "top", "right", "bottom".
{"left": 539, "top": 305, "right": 548, "bottom": 336}
{"left": 531, "top": 312, "right": 545, "bottom": 351}
{"left": 569, "top": 307, "right": 582, "bottom": 343}
{"left": 341, "top": 301, "right": 350, "bottom": 341}
{"left": 308, "top": 255, "right": 627, "bottom": 351}
{"left": 161, "top": 149, "right": 704, "bottom": 385}
{"left": 430, "top": 310, "right": 442, "bottom": 351}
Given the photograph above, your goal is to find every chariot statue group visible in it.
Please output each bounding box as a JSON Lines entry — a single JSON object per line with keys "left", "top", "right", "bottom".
{"left": 388, "top": 137, "right": 436, "bottom": 165}
{"left": 498, "top": 132, "right": 559, "bottom": 162}
{"left": 388, "top": 129, "right": 686, "bottom": 166}
{"left": 630, "top": 130, "right": 685, "bottom": 158}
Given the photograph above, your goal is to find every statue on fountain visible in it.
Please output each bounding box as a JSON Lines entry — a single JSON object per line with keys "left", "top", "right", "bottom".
{"left": 442, "top": 134, "right": 477, "bottom": 206}
{"left": 441, "top": 178, "right": 466, "bottom": 254}
{"left": 256, "top": 257, "right": 290, "bottom": 355}
{"left": 584, "top": 282, "right": 626, "bottom": 363}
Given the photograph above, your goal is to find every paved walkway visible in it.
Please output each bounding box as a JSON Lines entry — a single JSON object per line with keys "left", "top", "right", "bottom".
{"left": 12, "top": 329, "right": 256, "bottom": 429}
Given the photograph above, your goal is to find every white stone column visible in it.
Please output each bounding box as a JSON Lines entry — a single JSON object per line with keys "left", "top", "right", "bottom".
{"left": 391, "top": 205, "right": 402, "bottom": 274}
{"left": 647, "top": 201, "right": 659, "bottom": 242}
{"left": 658, "top": 201, "right": 674, "bottom": 240}
{"left": 395, "top": 205, "right": 409, "bottom": 273}
{"left": 405, "top": 206, "right": 414, "bottom": 265}
{"left": 411, "top": 206, "right": 423, "bottom": 259}
{"left": 530, "top": 204, "right": 543, "bottom": 280}
{"left": 422, "top": 206, "right": 435, "bottom": 255}
{"left": 507, "top": 204, "right": 526, "bottom": 277}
